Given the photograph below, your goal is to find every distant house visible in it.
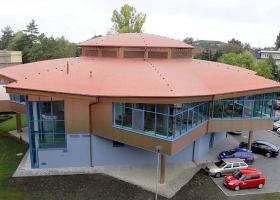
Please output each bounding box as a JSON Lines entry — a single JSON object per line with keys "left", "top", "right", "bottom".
{"left": 0, "top": 50, "right": 22, "bottom": 68}
{"left": 257, "top": 49, "right": 280, "bottom": 67}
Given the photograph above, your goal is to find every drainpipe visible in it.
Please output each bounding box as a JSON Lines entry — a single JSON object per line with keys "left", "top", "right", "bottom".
{"left": 89, "top": 98, "right": 99, "bottom": 167}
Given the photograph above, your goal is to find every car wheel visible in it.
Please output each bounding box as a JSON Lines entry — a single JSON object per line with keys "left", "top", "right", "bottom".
{"left": 265, "top": 152, "right": 272, "bottom": 158}
{"left": 258, "top": 183, "right": 264, "bottom": 189}
{"left": 215, "top": 172, "right": 221, "bottom": 178}
{"left": 234, "top": 185, "right": 240, "bottom": 191}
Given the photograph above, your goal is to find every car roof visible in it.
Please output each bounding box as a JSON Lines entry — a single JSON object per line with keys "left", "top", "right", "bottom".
{"left": 221, "top": 158, "right": 244, "bottom": 163}
{"left": 254, "top": 140, "right": 279, "bottom": 150}
{"left": 240, "top": 168, "right": 262, "bottom": 175}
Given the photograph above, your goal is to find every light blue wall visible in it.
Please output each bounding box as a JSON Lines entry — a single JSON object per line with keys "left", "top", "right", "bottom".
{"left": 166, "top": 142, "right": 194, "bottom": 163}
{"left": 38, "top": 134, "right": 91, "bottom": 168}
{"left": 91, "top": 135, "right": 156, "bottom": 166}
{"left": 36, "top": 132, "right": 226, "bottom": 168}
{"left": 194, "top": 132, "right": 227, "bottom": 160}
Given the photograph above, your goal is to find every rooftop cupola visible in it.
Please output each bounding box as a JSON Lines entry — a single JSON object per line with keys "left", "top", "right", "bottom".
{"left": 79, "top": 33, "right": 193, "bottom": 59}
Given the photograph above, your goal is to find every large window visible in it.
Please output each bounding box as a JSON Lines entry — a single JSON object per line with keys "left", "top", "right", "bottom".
{"left": 113, "top": 102, "right": 209, "bottom": 140}
{"left": 212, "top": 93, "right": 276, "bottom": 119}
{"left": 29, "top": 100, "right": 65, "bottom": 148}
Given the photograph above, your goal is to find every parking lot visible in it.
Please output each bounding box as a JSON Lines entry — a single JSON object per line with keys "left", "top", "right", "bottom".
{"left": 211, "top": 130, "right": 280, "bottom": 196}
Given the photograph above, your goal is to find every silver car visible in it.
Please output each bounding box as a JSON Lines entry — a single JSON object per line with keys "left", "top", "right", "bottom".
{"left": 205, "top": 158, "right": 248, "bottom": 178}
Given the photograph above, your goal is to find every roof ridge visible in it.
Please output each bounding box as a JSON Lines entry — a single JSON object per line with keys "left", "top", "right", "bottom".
{"left": 146, "top": 60, "right": 176, "bottom": 95}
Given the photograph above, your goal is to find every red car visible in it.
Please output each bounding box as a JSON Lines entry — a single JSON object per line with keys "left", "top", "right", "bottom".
{"left": 224, "top": 168, "right": 265, "bottom": 191}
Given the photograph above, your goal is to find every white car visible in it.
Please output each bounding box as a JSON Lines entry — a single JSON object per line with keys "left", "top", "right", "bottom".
{"left": 205, "top": 158, "right": 248, "bottom": 178}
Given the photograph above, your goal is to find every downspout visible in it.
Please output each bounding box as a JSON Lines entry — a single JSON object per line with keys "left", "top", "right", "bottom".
{"left": 89, "top": 98, "right": 99, "bottom": 167}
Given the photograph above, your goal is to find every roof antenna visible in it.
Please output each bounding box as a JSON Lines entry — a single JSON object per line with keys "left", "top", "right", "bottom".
{"left": 67, "top": 61, "right": 69, "bottom": 74}
{"left": 90, "top": 71, "right": 93, "bottom": 77}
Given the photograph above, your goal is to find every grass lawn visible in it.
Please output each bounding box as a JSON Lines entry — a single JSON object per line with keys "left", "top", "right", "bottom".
{"left": 0, "top": 114, "right": 27, "bottom": 134}
{"left": 0, "top": 136, "right": 28, "bottom": 200}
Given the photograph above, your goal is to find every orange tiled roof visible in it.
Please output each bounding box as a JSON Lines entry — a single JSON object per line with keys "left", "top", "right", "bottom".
{"left": 0, "top": 57, "right": 279, "bottom": 97}
{"left": 79, "top": 33, "right": 193, "bottom": 48}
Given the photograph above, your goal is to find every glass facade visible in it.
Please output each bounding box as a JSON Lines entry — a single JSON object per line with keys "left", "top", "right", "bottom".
{"left": 10, "top": 94, "right": 25, "bottom": 104}
{"left": 29, "top": 100, "right": 66, "bottom": 148}
{"left": 113, "top": 93, "right": 277, "bottom": 141}
{"left": 212, "top": 93, "right": 276, "bottom": 119}
{"left": 113, "top": 102, "right": 209, "bottom": 140}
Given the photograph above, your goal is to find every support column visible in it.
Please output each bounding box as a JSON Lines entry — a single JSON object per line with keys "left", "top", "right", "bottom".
{"left": 248, "top": 130, "right": 253, "bottom": 150}
{"left": 160, "top": 154, "right": 166, "bottom": 184}
{"left": 16, "top": 113, "right": 22, "bottom": 133}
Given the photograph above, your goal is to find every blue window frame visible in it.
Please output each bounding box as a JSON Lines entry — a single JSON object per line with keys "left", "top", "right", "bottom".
{"left": 29, "top": 100, "right": 66, "bottom": 149}
{"left": 113, "top": 102, "right": 209, "bottom": 140}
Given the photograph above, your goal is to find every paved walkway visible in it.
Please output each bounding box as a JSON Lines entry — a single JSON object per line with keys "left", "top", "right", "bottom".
{"left": 9, "top": 127, "right": 29, "bottom": 143}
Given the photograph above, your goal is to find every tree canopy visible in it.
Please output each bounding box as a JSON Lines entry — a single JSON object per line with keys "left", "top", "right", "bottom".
{"left": 111, "top": 4, "right": 146, "bottom": 33}
{"left": 0, "top": 26, "right": 14, "bottom": 49}
{"left": 0, "top": 20, "right": 80, "bottom": 63}
{"left": 218, "top": 51, "right": 276, "bottom": 79}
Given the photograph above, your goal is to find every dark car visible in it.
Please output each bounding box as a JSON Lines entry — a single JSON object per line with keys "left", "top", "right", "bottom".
{"left": 239, "top": 140, "right": 279, "bottom": 158}
{"left": 219, "top": 148, "right": 255, "bottom": 164}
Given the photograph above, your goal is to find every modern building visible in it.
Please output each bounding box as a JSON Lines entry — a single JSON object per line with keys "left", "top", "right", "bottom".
{"left": 0, "top": 50, "right": 22, "bottom": 68}
{"left": 257, "top": 49, "right": 280, "bottom": 67}
{"left": 0, "top": 33, "right": 279, "bottom": 184}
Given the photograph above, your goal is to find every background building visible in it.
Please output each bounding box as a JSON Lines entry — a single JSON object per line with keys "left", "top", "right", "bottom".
{"left": 0, "top": 50, "right": 22, "bottom": 68}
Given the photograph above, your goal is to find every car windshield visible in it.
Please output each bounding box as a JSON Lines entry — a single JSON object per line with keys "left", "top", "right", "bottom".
{"left": 233, "top": 171, "right": 243, "bottom": 180}
{"left": 227, "top": 150, "right": 235, "bottom": 155}
{"left": 215, "top": 160, "right": 226, "bottom": 168}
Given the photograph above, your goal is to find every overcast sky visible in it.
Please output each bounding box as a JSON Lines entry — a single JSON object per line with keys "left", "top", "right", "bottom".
{"left": 0, "top": 0, "right": 279, "bottom": 47}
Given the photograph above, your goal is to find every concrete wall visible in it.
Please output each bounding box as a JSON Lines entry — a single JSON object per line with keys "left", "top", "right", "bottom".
{"left": 38, "top": 133, "right": 91, "bottom": 168}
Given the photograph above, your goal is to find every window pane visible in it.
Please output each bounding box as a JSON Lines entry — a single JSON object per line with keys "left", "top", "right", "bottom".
{"left": 193, "top": 107, "right": 199, "bottom": 126}
{"left": 198, "top": 105, "right": 203, "bottom": 123}
{"left": 54, "top": 121, "right": 65, "bottom": 133}
{"left": 168, "top": 116, "right": 174, "bottom": 138}
{"left": 243, "top": 100, "right": 254, "bottom": 118}
{"left": 40, "top": 102, "right": 52, "bottom": 120}
{"left": 188, "top": 109, "right": 193, "bottom": 129}
{"left": 181, "top": 111, "right": 188, "bottom": 133}
{"left": 114, "top": 103, "right": 123, "bottom": 126}
{"left": 156, "top": 105, "right": 169, "bottom": 114}
{"left": 132, "top": 110, "right": 143, "bottom": 130}
{"left": 233, "top": 99, "right": 243, "bottom": 118}
{"left": 123, "top": 108, "right": 132, "bottom": 128}
{"left": 145, "top": 104, "right": 155, "bottom": 112}
{"left": 52, "top": 101, "right": 64, "bottom": 120}
{"left": 38, "top": 134, "right": 65, "bottom": 148}
{"left": 175, "top": 114, "right": 182, "bottom": 136}
{"left": 156, "top": 114, "right": 168, "bottom": 137}
{"left": 213, "top": 101, "right": 223, "bottom": 118}
{"left": 144, "top": 111, "right": 155, "bottom": 133}
{"left": 253, "top": 100, "right": 262, "bottom": 117}
{"left": 223, "top": 100, "right": 234, "bottom": 118}
{"left": 41, "top": 121, "right": 54, "bottom": 133}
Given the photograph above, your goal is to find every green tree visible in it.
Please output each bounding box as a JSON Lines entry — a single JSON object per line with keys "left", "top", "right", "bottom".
{"left": 0, "top": 26, "right": 14, "bottom": 49}
{"left": 276, "top": 32, "right": 280, "bottom": 49}
{"left": 257, "top": 60, "right": 273, "bottom": 79}
{"left": 223, "top": 38, "right": 244, "bottom": 54}
{"left": 24, "top": 19, "right": 39, "bottom": 44}
{"left": 267, "top": 54, "right": 279, "bottom": 81}
{"left": 183, "top": 37, "right": 194, "bottom": 44}
{"left": 218, "top": 51, "right": 256, "bottom": 70}
{"left": 111, "top": 4, "right": 146, "bottom": 33}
